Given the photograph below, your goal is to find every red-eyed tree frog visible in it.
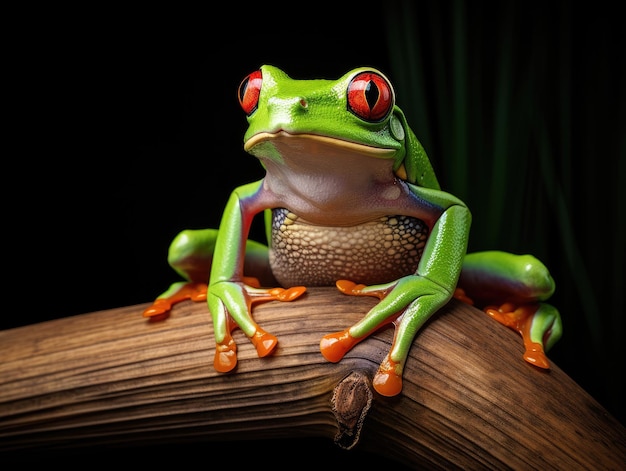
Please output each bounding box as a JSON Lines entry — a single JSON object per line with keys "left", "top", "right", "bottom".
{"left": 143, "top": 65, "right": 562, "bottom": 397}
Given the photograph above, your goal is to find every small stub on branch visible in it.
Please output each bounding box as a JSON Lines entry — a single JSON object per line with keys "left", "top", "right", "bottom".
{"left": 331, "top": 371, "right": 373, "bottom": 450}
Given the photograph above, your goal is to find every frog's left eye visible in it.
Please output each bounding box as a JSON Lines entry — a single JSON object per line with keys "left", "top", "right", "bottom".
{"left": 347, "top": 71, "right": 394, "bottom": 122}
{"left": 238, "top": 70, "right": 263, "bottom": 116}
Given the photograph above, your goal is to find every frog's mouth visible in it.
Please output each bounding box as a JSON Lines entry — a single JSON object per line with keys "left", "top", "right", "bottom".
{"left": 243, "top": 130, "right": 404, "bottom": 225}
{"left": 244, "top": 131, "right": 396, "bottom": 160}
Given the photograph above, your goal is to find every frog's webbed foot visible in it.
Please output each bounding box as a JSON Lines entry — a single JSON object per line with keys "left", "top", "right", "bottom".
{"left": 484, "top": 302, "right": 562, "bottom": 369}
{"left": 213, "top": 308, "right": 284, "bottom": 372}
{"left": 321, "top": 280, "right": 395, "bottom": 361}
{"left": 322, "top": 280, "right": 401, "bottom": 394}
{"left": 210, "top": 281, "right": 307, "bottom": 373}
{"left": 142, "top": 281, "right": 208, "bottom": 322}
{"left": 214, "top": 314, "right": 238, "bottom": 372}
{"left": 322, "top": 277, "right": 449, "bottom": 397}
{"left": 372, "top": 354, "right": 405, "bottom": 397}
{"left": 321, "top": 329, "right": 404, "bottom": 397}
{"left": 458, "top": 251, "right": 563, "bottom": 368}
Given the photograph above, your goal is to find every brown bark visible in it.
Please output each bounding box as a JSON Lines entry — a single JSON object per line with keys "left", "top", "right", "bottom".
{"left": 1, "top": 288, "right": 624, "bottom": 469}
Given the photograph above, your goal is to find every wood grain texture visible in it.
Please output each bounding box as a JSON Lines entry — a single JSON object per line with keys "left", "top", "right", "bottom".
{"left": 1, "top": 288, "right": 624, "bottom": 469}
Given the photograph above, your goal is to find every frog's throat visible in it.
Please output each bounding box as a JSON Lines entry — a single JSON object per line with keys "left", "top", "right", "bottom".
{"left": 244, "top": 132, "right": 396, "bottom": 159}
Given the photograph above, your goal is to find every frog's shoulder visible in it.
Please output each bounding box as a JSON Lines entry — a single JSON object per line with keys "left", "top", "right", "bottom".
{"left": 392, "top": 107, "right": 440, "bottom": 190}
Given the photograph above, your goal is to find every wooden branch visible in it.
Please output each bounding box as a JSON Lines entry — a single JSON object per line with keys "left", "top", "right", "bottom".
{"left": 1, "top": 288, "right": 624, "bottom": 469}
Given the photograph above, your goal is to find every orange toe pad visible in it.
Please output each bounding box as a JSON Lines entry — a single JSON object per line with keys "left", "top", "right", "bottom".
{"left": 372, "top": 356, "right": 403, "bottom": 397}
{"left": 320, "top": 330, "right": 359, "bottom": 363}
{"left": 250, "top": 328, "right": 278, "bottom": 357}
{"left": 214, "top": 336, "right": 237, "bottom": 372}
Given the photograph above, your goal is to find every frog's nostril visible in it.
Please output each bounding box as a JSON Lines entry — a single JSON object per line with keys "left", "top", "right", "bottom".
{"left": 299, "top": 98, "right": 308, "bottom": 109}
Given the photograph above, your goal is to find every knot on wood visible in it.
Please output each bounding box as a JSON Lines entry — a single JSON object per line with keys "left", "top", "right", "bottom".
{"left": 331, "top": 371, "right": 373, "bottom": 450}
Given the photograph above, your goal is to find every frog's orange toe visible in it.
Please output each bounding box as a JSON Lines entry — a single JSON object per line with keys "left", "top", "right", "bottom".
{"left": 372, "top": 355, "right": 403, "bottom": 397}
{"left": 269, "top": 286, "right": 307, "bottom": 302}
{"left": 142, "top": 282, "right": 208, "bottom": 321}
{"left": 250, "top": 328, "right": 278, "bottom": 357}
{"left": 214, "top": 337, "right": 238, "bottom": 372}
{"left": 523, "top": 342, "right": 550, "bottom": 369}
{"left": 336, "top": 280, "right": 365, "bottom": 295}
{"left": 189, "top": 288, "right": 207, "bottom": 302}
{"left": 320, "top": 330, "right": 359, "bottom": 363}
{"left": 142, "top": 299, "right": 172, "bottom": 321}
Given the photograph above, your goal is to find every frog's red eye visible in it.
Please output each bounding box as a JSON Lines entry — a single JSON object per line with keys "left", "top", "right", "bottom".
{"left": 238, "top": 70, "right": 263, "bottom": 115}
{"left": 347, "top": 71, "right": 394, "bottom": 122}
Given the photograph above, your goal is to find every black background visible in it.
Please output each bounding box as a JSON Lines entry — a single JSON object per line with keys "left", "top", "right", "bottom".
{"left": 4, "top": 1, "right": 624, "bottom": 467}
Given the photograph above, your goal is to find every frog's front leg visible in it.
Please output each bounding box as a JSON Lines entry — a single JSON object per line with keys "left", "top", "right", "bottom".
{"left": 207, "top": 181, "right": 306, "bottom": 372}
{"left": 208, "top": 280, "right": 305, "bottom": 372}
{"left": 457, "top": 251, "right": 563, "bottom": 369}
{"left": 321, "top": 277, "right": 452, "bottom": 396}
{"left": 321, "top": 201, "right": 470, "bottom": 397}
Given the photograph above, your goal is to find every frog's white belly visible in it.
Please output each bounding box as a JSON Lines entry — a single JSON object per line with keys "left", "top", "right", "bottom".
{"left": 269, "top": 208, "right": 428, "bottom": 287}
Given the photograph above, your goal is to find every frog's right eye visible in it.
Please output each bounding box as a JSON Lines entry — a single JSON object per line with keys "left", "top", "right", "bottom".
{"left": 347, "top": 70, "right": 394, "bottom": 122}
{"left": 238, "top": 70, "right": 263, "bottom": 116}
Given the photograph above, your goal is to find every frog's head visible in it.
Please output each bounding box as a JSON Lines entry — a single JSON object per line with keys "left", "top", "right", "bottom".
{"left": 237, "top": 65, "right": 439, "bottom": 190}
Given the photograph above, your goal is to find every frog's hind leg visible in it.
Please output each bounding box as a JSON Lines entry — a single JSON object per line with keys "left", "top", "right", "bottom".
{"left": 484, "top": 302, "right": 562, "bottom": 369}
{"left": 142, "top": 229, "right": 218, "bottom": 321}
{"left": 457, "top": 250, "right": 563, "bottom": 368}
{"left": 143, "top": 229, "right": 275, "bottom": 321}
{"left": 143, "top": 281, "right": 209, "bottom": 322}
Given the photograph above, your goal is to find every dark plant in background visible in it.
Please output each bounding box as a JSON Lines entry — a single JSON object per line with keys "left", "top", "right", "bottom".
{"left": 385, "top": 0, "right": 624, "bottom": 423}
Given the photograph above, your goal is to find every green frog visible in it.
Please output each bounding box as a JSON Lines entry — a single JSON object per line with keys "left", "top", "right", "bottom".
{"left": 143, "top": 65, "right": 562, "bottom": 396}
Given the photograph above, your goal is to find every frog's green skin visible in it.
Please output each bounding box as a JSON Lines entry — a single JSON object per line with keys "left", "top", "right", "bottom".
{"left": 144, "top": 65, "right": 562, "bottom": 396}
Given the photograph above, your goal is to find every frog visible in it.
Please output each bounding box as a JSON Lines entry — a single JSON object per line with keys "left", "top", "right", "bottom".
{"left": 143, "top": 65, "right": 562, "bottom": 397}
